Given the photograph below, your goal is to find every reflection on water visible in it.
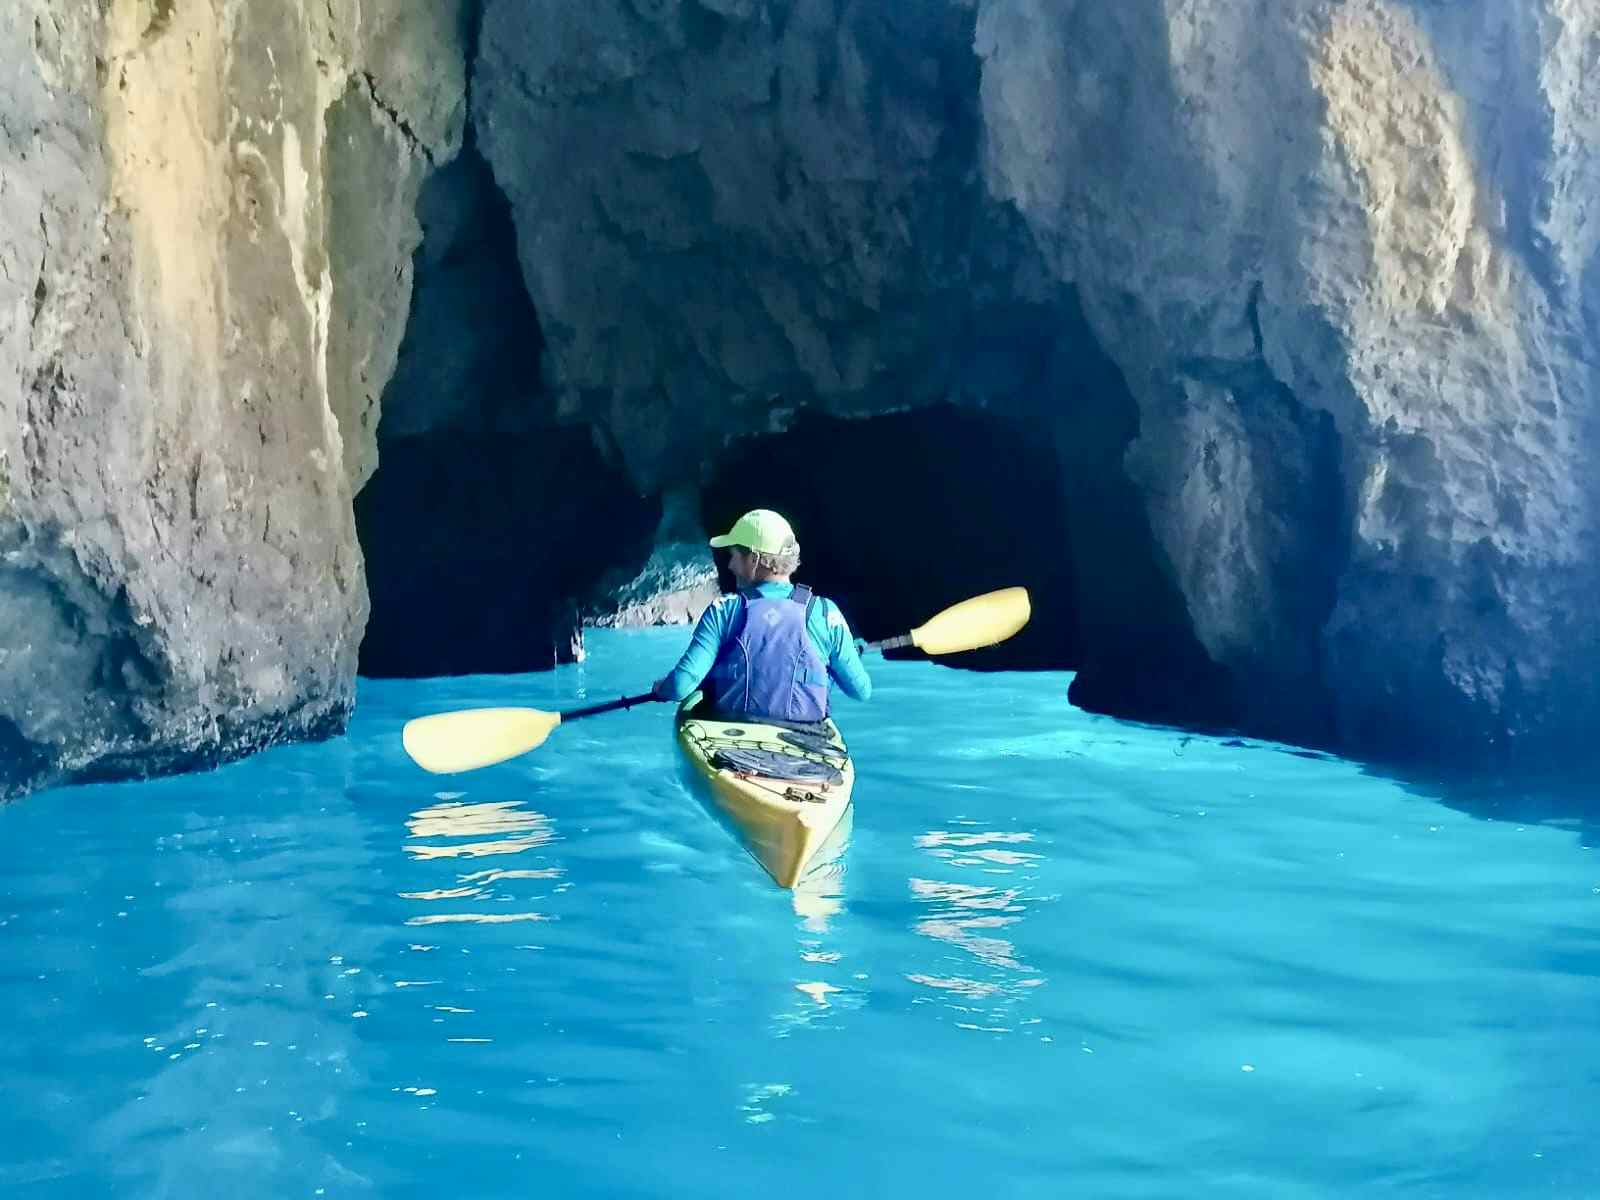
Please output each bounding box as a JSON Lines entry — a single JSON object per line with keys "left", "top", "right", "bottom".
{"left": 791, "top": 804, "right": 854, "bottom": 932}
{"left": 740, "top": 1082, "right": 794, "bottom": 1126}
{"left": 775, "top": 807, "right": 862, "bottom": 1036}
{"left": 398, "top": 886, "right": 480, "bottom": 900}
{"left": 405, "top": 799, "right": 555, "bottom": 861}
{"left": 404, "top": 912, "right": 551, "bottom": 926}
{"left": 907, "top": 824, "right": 1049, "bottom": 1033}
{"left": 775, "top": 810, "right": 1054, "bottom": 1039}
{"left": 402, "top": 796, "right": 563, "bottom": 927}
{"left": 793, "top": 981, "right": 844, "bottom": 1007}
{"left": 911, "top": 879, "right": 1030, "bottom": 970}
{"left": 458, "top": 867, "right": 563, "bottom": 883}
{"left": 917, "top": 828, "right": 1041, "bottom": 869}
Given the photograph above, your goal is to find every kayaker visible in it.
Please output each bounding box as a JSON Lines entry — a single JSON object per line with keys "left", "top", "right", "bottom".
{"left": 652, "top": 508, "right": 872, "bottom": 721}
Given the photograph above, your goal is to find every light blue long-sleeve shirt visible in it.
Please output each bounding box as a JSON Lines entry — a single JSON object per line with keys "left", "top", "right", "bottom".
{"left": 659, "top": 581, "right": 873, "bottom": 704}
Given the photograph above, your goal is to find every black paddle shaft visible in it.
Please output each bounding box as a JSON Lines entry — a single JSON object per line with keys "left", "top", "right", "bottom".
{"left": 560, "top": 692, "right": 659, "bottom": 721}
{"left": 865, "top": 633, "right": 915, "bottom": 653}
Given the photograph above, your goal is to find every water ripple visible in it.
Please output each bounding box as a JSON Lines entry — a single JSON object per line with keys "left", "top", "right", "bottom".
{"left": 1, "top": 631, "right": 1598, "bottom": 1198}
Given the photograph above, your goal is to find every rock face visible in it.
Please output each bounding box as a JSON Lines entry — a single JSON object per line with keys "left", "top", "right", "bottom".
{"left": 583, "top": 490, "right": 720, "bottom": 630}
{"left": 352, "top": 133, "right": 662, "bottom": 677}
{"left": 474, "top": 0, "right": 1057, "bottom": 488}
{"left": 976, "top": 0, "right": 1600, "bottom": 756}
{"left": 0, "top": 1, "right": 467, "bottom": 795}
{"left": 471, "top": 0, "right": 1600, "bottom": 762}
{"left": 5, "top": 0, "right": 1597, "bottom": 797}
{"left": 587, "top": 546, "right": 721, "bottom": 630}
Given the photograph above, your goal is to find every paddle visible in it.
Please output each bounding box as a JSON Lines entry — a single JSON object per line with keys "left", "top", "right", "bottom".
{"left": 400, "top": 586, "right": 1031, "bottom": 774}
{"left": 402, "top": 692, "right": 656, "bottom": 775}
{"left": 862, "top": 586, "right": 1031, "bottom": 656}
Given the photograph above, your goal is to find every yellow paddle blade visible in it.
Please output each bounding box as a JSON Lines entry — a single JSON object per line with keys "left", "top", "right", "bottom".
{"left": 909, "top": 586, "right": 1032, "bottom": 656}
{"left": 401, "top": 707, "right": 563, "bottom": 774}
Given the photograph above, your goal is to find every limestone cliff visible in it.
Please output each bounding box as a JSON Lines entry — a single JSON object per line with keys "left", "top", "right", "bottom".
{"left": 468, "top": 0, "right": 1600, "bottom": 761}
{"left": 0, "top": 1, "right": 467, "bottom": 795}
{"left": 976, "top": 0, "right": 1600, "bottom": 755}
{"left": 5, "top": 0, "right": 1597, "bottom": 796}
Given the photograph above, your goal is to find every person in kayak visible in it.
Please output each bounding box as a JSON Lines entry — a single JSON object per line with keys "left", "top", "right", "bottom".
{"left": 652, "top": 508, "right": 872, "bottom": 722}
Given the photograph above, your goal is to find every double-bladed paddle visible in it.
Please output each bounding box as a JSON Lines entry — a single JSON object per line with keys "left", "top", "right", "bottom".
{"left": 859, "top": 585, "right": 1031, "bottom": 657}
{"left": 400, "top": 586, "right": 1032, "bottom": 774}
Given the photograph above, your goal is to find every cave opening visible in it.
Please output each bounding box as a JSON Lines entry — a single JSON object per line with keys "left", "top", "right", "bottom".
{"left": 355, "top": 134, "right": 657, "bottom": 678}
{"left": 700, "top": 405, "right": 1081, "bottom": 672}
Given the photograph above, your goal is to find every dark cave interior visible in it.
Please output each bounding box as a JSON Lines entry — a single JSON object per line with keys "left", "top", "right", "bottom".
{"left": 700, "top": 406, "right": 1081, "bottom": 673}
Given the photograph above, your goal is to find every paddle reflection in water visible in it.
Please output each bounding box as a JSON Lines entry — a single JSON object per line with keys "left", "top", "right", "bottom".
{"left": 401, "top": 795, "right": 564, "bottom": 927}
{"left": 907, "top": 822, "right": 1049, "bottom": 1034}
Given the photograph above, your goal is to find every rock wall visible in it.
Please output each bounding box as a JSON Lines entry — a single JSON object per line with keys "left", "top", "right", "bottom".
{"left": 583, "top": 490, "right": 720, "bottom": 630}
{"left": 976, "top": 0, "right": 1600, "bottom": 756}
{"left": 5, "top": 0, "right": 1596, "bottom": 794}
{"left": 0, "top": 1, "right": 467, "bottom": 795}
{"left": 470, "top": 0, "right": 1600, "bottom": 762}
{"left": 473, "top": 0, "right": 1058, "bottom": 490}
{"left": 467, "top": 0, "right": 1220, "bottom": 707}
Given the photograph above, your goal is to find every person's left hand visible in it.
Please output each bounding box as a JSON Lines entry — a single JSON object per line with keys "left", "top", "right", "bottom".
{"left": 651, "top": 675, "right": 674, "bottom": 700}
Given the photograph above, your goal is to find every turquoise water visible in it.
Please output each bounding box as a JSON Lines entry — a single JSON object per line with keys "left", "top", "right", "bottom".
{"left": 2, "top": 628, "right": 1597, "bottom": 1198}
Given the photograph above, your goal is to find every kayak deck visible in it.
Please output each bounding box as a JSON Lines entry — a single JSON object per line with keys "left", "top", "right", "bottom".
{"left": 675, "top": 691, "right": 854, "bottom": 888}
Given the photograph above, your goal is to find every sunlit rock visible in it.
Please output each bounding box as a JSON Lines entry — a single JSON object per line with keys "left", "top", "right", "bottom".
{"left": 0, "top": 1, "right": 468, "bottom": 795}
{"left": 976, "top": 0, "right": 1600, "bottom": 756}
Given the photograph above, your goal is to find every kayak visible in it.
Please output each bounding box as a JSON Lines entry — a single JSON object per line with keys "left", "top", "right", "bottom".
{"left": 675, "top": 691, "right": 855, "bottom": 888}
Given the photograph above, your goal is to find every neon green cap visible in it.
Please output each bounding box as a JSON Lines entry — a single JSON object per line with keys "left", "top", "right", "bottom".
{"left": 708, "top": 509, "right": 797, "bottom": 554}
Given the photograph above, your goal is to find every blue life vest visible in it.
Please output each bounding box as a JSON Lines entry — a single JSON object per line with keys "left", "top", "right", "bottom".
{"left": 707, "top": 585, "right": 830, "bottom": 723}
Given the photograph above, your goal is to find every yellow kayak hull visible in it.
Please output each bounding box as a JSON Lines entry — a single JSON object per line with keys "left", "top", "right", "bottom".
{"left": 675, "top": 692, "right": 854, "bottom": 888}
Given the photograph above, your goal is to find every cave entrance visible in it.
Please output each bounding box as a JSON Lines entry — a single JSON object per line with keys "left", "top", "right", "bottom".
{"left": 701, "top": 405, "right": 1080, "bottom": 671}
{"left": 355, "top": 135, "right": 656, "bottom": 678}
{"left": 357, "top": 427, "right": 656, "bottom": 678}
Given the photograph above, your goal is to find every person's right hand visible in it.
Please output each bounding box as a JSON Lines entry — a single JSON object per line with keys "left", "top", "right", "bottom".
{"left": 651, "top": 675, "right": 674, "bottom": 700}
